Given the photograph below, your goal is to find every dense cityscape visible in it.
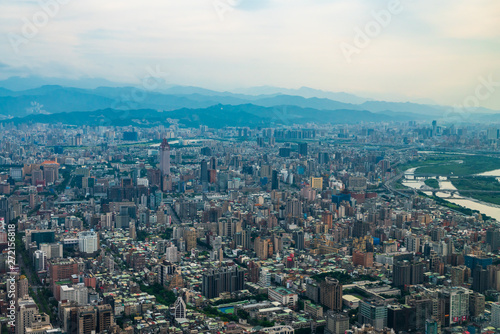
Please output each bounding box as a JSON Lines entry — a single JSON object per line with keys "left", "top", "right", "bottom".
{"left": 1, "top": 119, "right": 500, "bottom": 334}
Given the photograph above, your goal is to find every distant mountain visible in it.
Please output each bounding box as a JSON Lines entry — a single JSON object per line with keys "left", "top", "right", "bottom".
{"left": 0, "top": 76, "right": 128, "bottom": 91}
{"left": 0, "top": 81, "right": 498, "bottom": 121}
{"left": 1, "top": 104, "right": 421, "bottom": 128}
{"left": 231, "top": 86, "right": 370, "bottom": 104}
{"left": 0, "top": 86, "right": 115, "bottom": 117}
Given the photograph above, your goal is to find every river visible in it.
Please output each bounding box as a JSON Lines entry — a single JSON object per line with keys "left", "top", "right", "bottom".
{"left": 402, "top": 168, "right": 500, "bottom": 221}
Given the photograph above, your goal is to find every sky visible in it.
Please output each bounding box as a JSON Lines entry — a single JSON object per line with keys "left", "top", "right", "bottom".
{"left": 1, "top": 0, "right": 500, "bottom": 109}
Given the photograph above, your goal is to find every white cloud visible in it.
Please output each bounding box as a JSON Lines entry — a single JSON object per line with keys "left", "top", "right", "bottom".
{"left": 0, "top": 0, "right": 498, "bottom": 108}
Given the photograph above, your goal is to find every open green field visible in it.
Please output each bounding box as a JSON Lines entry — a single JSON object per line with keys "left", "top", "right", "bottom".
{"left": 399, "top": 154, "right": 463, "bottom": 170}
{"left": 451, "top": 177, "right": 500, "bottom": 205}
{"left": 403, "top": 154, "right": 500, "bottom": 176}
{"left": 451, "top": 177, "right": 500, "bottom": 192}
{"left": 424, "top": 178, "right": 439, "bottom": 189}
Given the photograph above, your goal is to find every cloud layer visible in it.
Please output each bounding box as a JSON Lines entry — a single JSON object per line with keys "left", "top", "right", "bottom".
{"left": 1, "top": 0, "right": 499, "bottom": 108}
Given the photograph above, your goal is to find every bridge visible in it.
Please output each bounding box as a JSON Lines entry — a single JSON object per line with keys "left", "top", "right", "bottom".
{"left": 395, "top": 187, "right": 500, "bottom": 198}
{"left": 403, "top": 173, "right": 488, "bottom": 178}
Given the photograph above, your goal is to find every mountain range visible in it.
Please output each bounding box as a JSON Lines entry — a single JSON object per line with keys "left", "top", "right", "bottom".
{"left": 0, "top": 77, "right": 498, "bottom": 127}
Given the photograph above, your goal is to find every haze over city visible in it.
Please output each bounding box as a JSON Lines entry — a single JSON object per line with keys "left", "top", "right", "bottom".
{"left": 1, "top": 0, "right": 500, "bottom": 109}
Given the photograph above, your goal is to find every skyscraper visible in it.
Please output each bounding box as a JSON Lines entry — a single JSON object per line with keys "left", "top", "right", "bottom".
{"left": 174, "top": 297, "right": 187, "bottom": 321}
{"left": 97, "top": 305, "right": 113, "bottom": 333}
{"left": 486, "top": 227, "right": 500, "bottom": 251}
{"left": 472, "top": 265, "right": 488, "bottom": 294}
{"left": 16, "top": 297, "right": 38, "bottom": 334}
{"left": 78, "top": 231, "right": 98, "bottom": 254}
{"left": 393, "top": 260, "right": 425, "bottom": 287}
{"left": 159, "top": 138, "right": 171, "bottom": 177}
{"left": 255, "top": 237, "right": 269, "bottom": 260}
{"left": 320, "top": 277, "right": 343, "bottom": 311}
{"left": 298, "top": 142, "right": 308, "bottom": 156}
{"left": 491, "top": 302, "right": 500, "bottom": 328}
{"left": 358, "top": 299, "right": 388, "bottom": 331}
{"left": 438, "top": 287, "right": 471, "bottom": 327}
{"left": 77, "top": 305, "right": 97, "bottom": 334}
{"left": 271, "top": 170, "right": 280, "bottom": 190}
{"left": 184, "top": 228, "right": 197, "bottom": 252}
{"left": 200, "top": 159, "right": 209, "bottom": 183}
{"left": 293, "top": 230, "right": 305, "bottom": 250}
{"left": 325, "top": 312, "right": 349, "bottom": 334}
{"left": 202, "top": 266, "right": 245, "bottom": 299}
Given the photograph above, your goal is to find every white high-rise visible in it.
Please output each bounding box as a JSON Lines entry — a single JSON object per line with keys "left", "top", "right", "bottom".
{"left": 492, "top": 302, "right": 500, "bottom": 329}
{"left": 166, "top": 245, "right": 178, "bottom": 263}
{"left": 174, "top": 297, "right": 187, "bottom": 321}
{"left": 78, "top": 231, "right": 98, "bottom": 254}
{"left": 33, "top": 250, "right": 46, "bottom": 271}
{"left": 60, "top": 283, "right": 88, "bottom": 306}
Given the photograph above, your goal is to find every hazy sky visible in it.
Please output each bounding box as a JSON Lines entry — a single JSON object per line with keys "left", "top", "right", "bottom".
{"left": 1, "top": 0, "right": 500, "bottom": 108}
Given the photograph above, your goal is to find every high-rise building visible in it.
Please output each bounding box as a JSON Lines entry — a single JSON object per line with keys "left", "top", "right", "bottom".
{"left": 293, "top": 230, "right": 305, "bottom": 250}
{"left": 184, "top": 228, "right": 197, "bottom": 252}
{"left": 258, "top": 268, "right": 271, "bottom": 288}
{"left": 39, "top": 242, "right": 63, "bottom": 259}
{"left": 60, "top": 284, "right": 88, "bottom": 306}
{"left": 202, "top": 266, "right": 245, "bottom": 299}
{"left": 487, "top": 265, "right": 500, "bottom": 291}
{"left": 48, "top": 258, "right": 79, "bottom": 297}
{"left": 425, "top": 320, "right": 439, "bottom": 334}
{"left": 16, "top": 297, "right": 39, "bottom": 334}
{"left": 387, "top": 304, "right": 416, "bottom": 332}
{"left": 166, "top": 245, "right": 178, "bottom": 263}
{"left": 17, "top": 275, "right": 29, "bottom": 299}
{"left": 78, "top": 231, "right": 98, "bottom": 254}
{"left": 451, "top": 265, "right": 469, "bottom": 286}
{"left": 33, "top": 250, "right": 47, "bottom": 271}
{"left": 279, "top": 147, "right": 291, "bottom": 157}
{"left": 464, "top": 254, "right": 493, "bottom": 271}
{"left": 255, "top": 237, "right": 269, "bottom": 260}
{"left": 30, "top": 230, "right": 56, "bottom": 246}
{"left": 352, "top": 251, "right": 374, "bottom": 268}
{"left": 77, "top": 305, "right": 97, "bottom": 334}
{"left": 393, "top": 260, "right": 424, "bottom": 287}
{"left": 320, "top": 277, "right": 342, "bottom": 311}
{"left": 325, "top": 312, "right": 349, "bottom": 334}
{"left": 358, "top": 299, "right": 388, "bottom": 331}
{"left": 486, "top": 227, "right": 500, "bottom": 251}
{"left": 271, "top": 170, "right": 280, "bottom": 190}
{"left": 438, "top": 287, "right": 471, "bottom": 327}
{"left": 405, "top": 234, "right": 421, "bottom": 253}
{"left": 175, "top": 150, "right": 182, "bottom": 164}
{"left": 491, "top": 302, "right": 500, "bottom": 328}
{"left": 129, "top": 221, "right": 136, "bottom": 240}
{"left": 159, "top": 138, "right": 171, "bottom": 177}
{"left": 235, "top": 230, "right": 251, "bottom": 250}
{"left": 469, "top": 292, "right": 485, "bottom": 318}
{"left": 97, "top": 304, "right": 113, "bottom": 333}
{"left": 298, "top": 142, "right": 308, "bottom": 156}
{"left": 472, "top": 265, "right": 488, "bottom": 294}
{"left": 200, "top": 159, "right": 209, "bottom": 183}
{"left": 310, "top": 177, "right": 323, "bottom": 190}
{"left": 174, "top": 297, "right": 187, "bottom": 321}
{"left": 41, "top": 161, "right": 60, "bottom": 185}
{"left": 407, "top": 295, "right": 435, "bottom": 332}
{"left": 247, "top": 261, "right": 260, "bottom": 283}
